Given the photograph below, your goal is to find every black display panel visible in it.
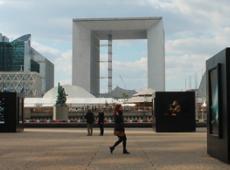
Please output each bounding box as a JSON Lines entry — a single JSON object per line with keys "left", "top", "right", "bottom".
{"left": 206, "top": 48, "right": 230, "bottom": 163}
{"left": 208, "top": 64, "right": 222, "bottom": 137}
{"left": 0, "top": 92, "right": 24, "bottom": 132}
{"left": 155, "top": 91, "right": 196, "bottom": 132}
{"left": 0, "top": 97, "right": 6, "bottom": 124}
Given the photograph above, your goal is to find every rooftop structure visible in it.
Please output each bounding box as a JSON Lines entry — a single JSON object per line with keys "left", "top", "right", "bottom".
{"left": 43, "top": 85, "right": 95, "bottom": 99}
{"left": 0, "top": 71, "right": 42, "bottom": 97}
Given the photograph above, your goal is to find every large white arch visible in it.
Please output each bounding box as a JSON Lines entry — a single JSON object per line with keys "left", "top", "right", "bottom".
{"left": 72, "top": 17, "right": 165, "bottom": 96}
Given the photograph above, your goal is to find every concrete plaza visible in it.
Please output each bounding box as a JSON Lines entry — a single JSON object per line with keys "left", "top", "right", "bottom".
{"left": 0, "top": 128, "right": 229, "bottom": 170}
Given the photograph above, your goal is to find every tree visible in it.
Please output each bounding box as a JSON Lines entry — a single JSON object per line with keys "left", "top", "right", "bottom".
{"left": 56, "top": 82, "right": 67, "bottom": 106}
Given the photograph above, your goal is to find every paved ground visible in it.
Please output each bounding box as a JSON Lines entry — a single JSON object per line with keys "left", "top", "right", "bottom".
{"left": 0, "top": 128, "right": 229, "bottom": 170}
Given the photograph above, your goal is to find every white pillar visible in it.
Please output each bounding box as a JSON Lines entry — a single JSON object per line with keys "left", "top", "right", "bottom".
{"left": 90, "top": 33, "right": 100, "bottom": 96}
{"left": 72, "top": 23, "right": 92, "bottom": 93}
{"left": 147, "top": 20, "right": 165, "bottom": 91}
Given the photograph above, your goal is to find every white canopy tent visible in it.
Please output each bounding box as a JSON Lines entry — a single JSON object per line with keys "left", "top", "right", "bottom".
{"left": 126, "top": 88, "right": 155, "bottom": 103}
{"left": 24, "top": 84, "right": 122, "bottom": 108}
{"left": 133, "top": 88, "right": 155, "bottom": 97}
{"left": 24, "top": 98, "right": 54, "bottom": 107}
{"left": 24, "top": 97, "right": 119, "bottom": 108}
{"left": 126, "top": 96, "right": 153, "bottom": 103}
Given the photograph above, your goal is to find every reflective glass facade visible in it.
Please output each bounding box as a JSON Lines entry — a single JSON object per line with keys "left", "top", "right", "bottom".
{"left": 0, "top": 42, "right": 13, "bottom": 71}
{"left": 31, "top": 59, "right": 40, "bottom": 72}
{"left": 11, "top": 40, "right": 25, "bottom": 71}
{"left": 0, "top": 34, "right": 40, "bottom": 72}
{"left": 0, "top": 34, "right": 54, "bottom": 93}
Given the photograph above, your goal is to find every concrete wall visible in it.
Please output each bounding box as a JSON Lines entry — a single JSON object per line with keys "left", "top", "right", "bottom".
{"left": 73, "top": 18, "right": 165, "bottom": 95}
{"left": 45, "top": 59, "right": 54, "bottom": 92}
{"left": 147, "top": 20, "right": 165, "bottom": 91}
{"left": 24, "top": 41, "right": 31, "bottom": 72}
{"left": 72, "top": 29, "right": 99, "bottom": 96}
{"left": 90, "top": 33, "right": 100, "bottom": 96}
{"left": 72, "top": 23, "right": 92, "bottom": 93}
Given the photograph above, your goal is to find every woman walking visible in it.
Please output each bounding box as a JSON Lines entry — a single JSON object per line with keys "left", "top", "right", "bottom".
{"left": 109, "top": 104, "right": 130, "bottom": 154}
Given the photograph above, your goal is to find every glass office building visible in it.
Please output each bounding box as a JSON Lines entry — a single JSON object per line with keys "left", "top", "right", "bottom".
{"left": 0, "top": 34, "right": 40, "bottom": 72}
{"left": 0, "top": 42, "right": 13, "bottom": 71}
{"left": 0, "top": 34, "right": 54, "bottom": 95}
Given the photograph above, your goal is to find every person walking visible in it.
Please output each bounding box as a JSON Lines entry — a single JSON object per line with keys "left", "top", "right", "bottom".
{"left": 85, "top": 109, "right": 95, "bottom": 136}
{"left": 98, "top": 110, "right": 105, "bottom": 136}
{"left": 109, "top": 104, "right": 130, "bottom": 154}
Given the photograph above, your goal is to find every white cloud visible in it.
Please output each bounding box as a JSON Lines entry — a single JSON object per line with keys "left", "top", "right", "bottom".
{"left": 0, "top": 0, "right": 33, "bottom": 8}
{"left": 47, "top": 17, "right": 71, "bottom": 30}
{"left": 31, "top": 41, "right": 72, "bottom": 86}
{"left": 144, "top": 0, "right": 174, "bottom": 9}
{"left": 55, "top": 50, "right": 71, "bottom": 72}
{"left": 145, "top": 0, "right": 230, "bottom": 27}
{"left": 53, "top": 51, "right": 72, "bottom": 85}
{"left": 32, "top": 41, "right": 60, "bottom": 59}
{"left": 165, "top": 25, "right": 230, "bottom": 76}
{"left": 100, "top": 56, "right": 147, "bottom": 77}
{"left": 114, "top": 57, "right": 147, "bottom": 72}
{"left": 2, "top": 0, "right": 230, "bottom": 91}
{"left": 99, "top": 56, "right": 147, "bottom": 91}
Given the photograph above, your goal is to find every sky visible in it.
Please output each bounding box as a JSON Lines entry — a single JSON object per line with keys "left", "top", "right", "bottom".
{"left": 1, "top": 0, "right": 230, "bottom": 92}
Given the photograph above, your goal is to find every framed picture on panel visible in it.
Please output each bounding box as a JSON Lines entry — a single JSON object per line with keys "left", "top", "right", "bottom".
{"left": 208, "top": 63, "right": 222, "bottom": 138}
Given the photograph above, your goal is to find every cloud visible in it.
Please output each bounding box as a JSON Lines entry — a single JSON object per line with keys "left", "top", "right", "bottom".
{"left": 114, "top": 57, "right": 147, "bottom": 72}
{"left": 137, "top": 0, "right": 230, "bottom": 90}
{"left": 55, "top": 51, "right": 72, "bottom": 73}
{"left": 1, "top": 0, "right": 230, "bottom": 91}
{"left": 165, "top": 25, "right": 230, "bottom": 75}
{"left": 100, "top": 55, "right": 147, "bottom": 76}
{"left": 31, "top": 41, "right": 71, "bottom": 86}
{"left": 53, "top": 50, "right": 72, "bottom": 86}
{"left": 32, "top": 41, "right": 60, "bottom": 60}
{"left": 99, "top": 55, "right": 147, "bottom": 92}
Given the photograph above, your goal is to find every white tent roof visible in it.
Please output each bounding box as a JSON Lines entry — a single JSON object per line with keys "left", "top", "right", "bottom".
{"left": 126, "top": 96, "right": 153, "bottom": 103}
{"left": 24, "top": 97, "right": 119, "bottom": 107}
{"left": 24, "top": 98, "right": 55, "bottom": 107}
{"left": 43, "top": 85, "right": 95, "bottom": 99}
{"left": 133, "top": 88, "right": 155, "bottom": 96}
{"left": 66, "top": 98, "right": 118, "bottom": 105}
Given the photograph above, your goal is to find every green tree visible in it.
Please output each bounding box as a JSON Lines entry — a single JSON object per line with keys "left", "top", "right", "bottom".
{"left": 56, "top": 82, "right": 67, "bottom": 106}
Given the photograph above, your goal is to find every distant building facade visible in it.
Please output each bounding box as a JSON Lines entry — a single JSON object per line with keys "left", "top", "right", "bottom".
{"left": 0, "top": 33, "right": 54, "bottom": 96}
{"left": 0, "top": 72, "right": 42, "bottom": 97}
{"left": 0, "top": 33, "right": 9, "bottom": 42}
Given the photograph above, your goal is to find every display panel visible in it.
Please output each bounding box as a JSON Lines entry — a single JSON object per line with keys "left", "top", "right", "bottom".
{"left": 206, "top": 48, "right": 230, "bottom": 163}
{"left": 0, "top": 97, "right": 6, "bottom": 124}
{"left": 155, "top": 91, "right": 196, "bottom": 132}
{"left": 0, "top": 92, "right": 24, "bottom": 132}
{"left": 208, "top": 64, "right": 222, "bottom": 137}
